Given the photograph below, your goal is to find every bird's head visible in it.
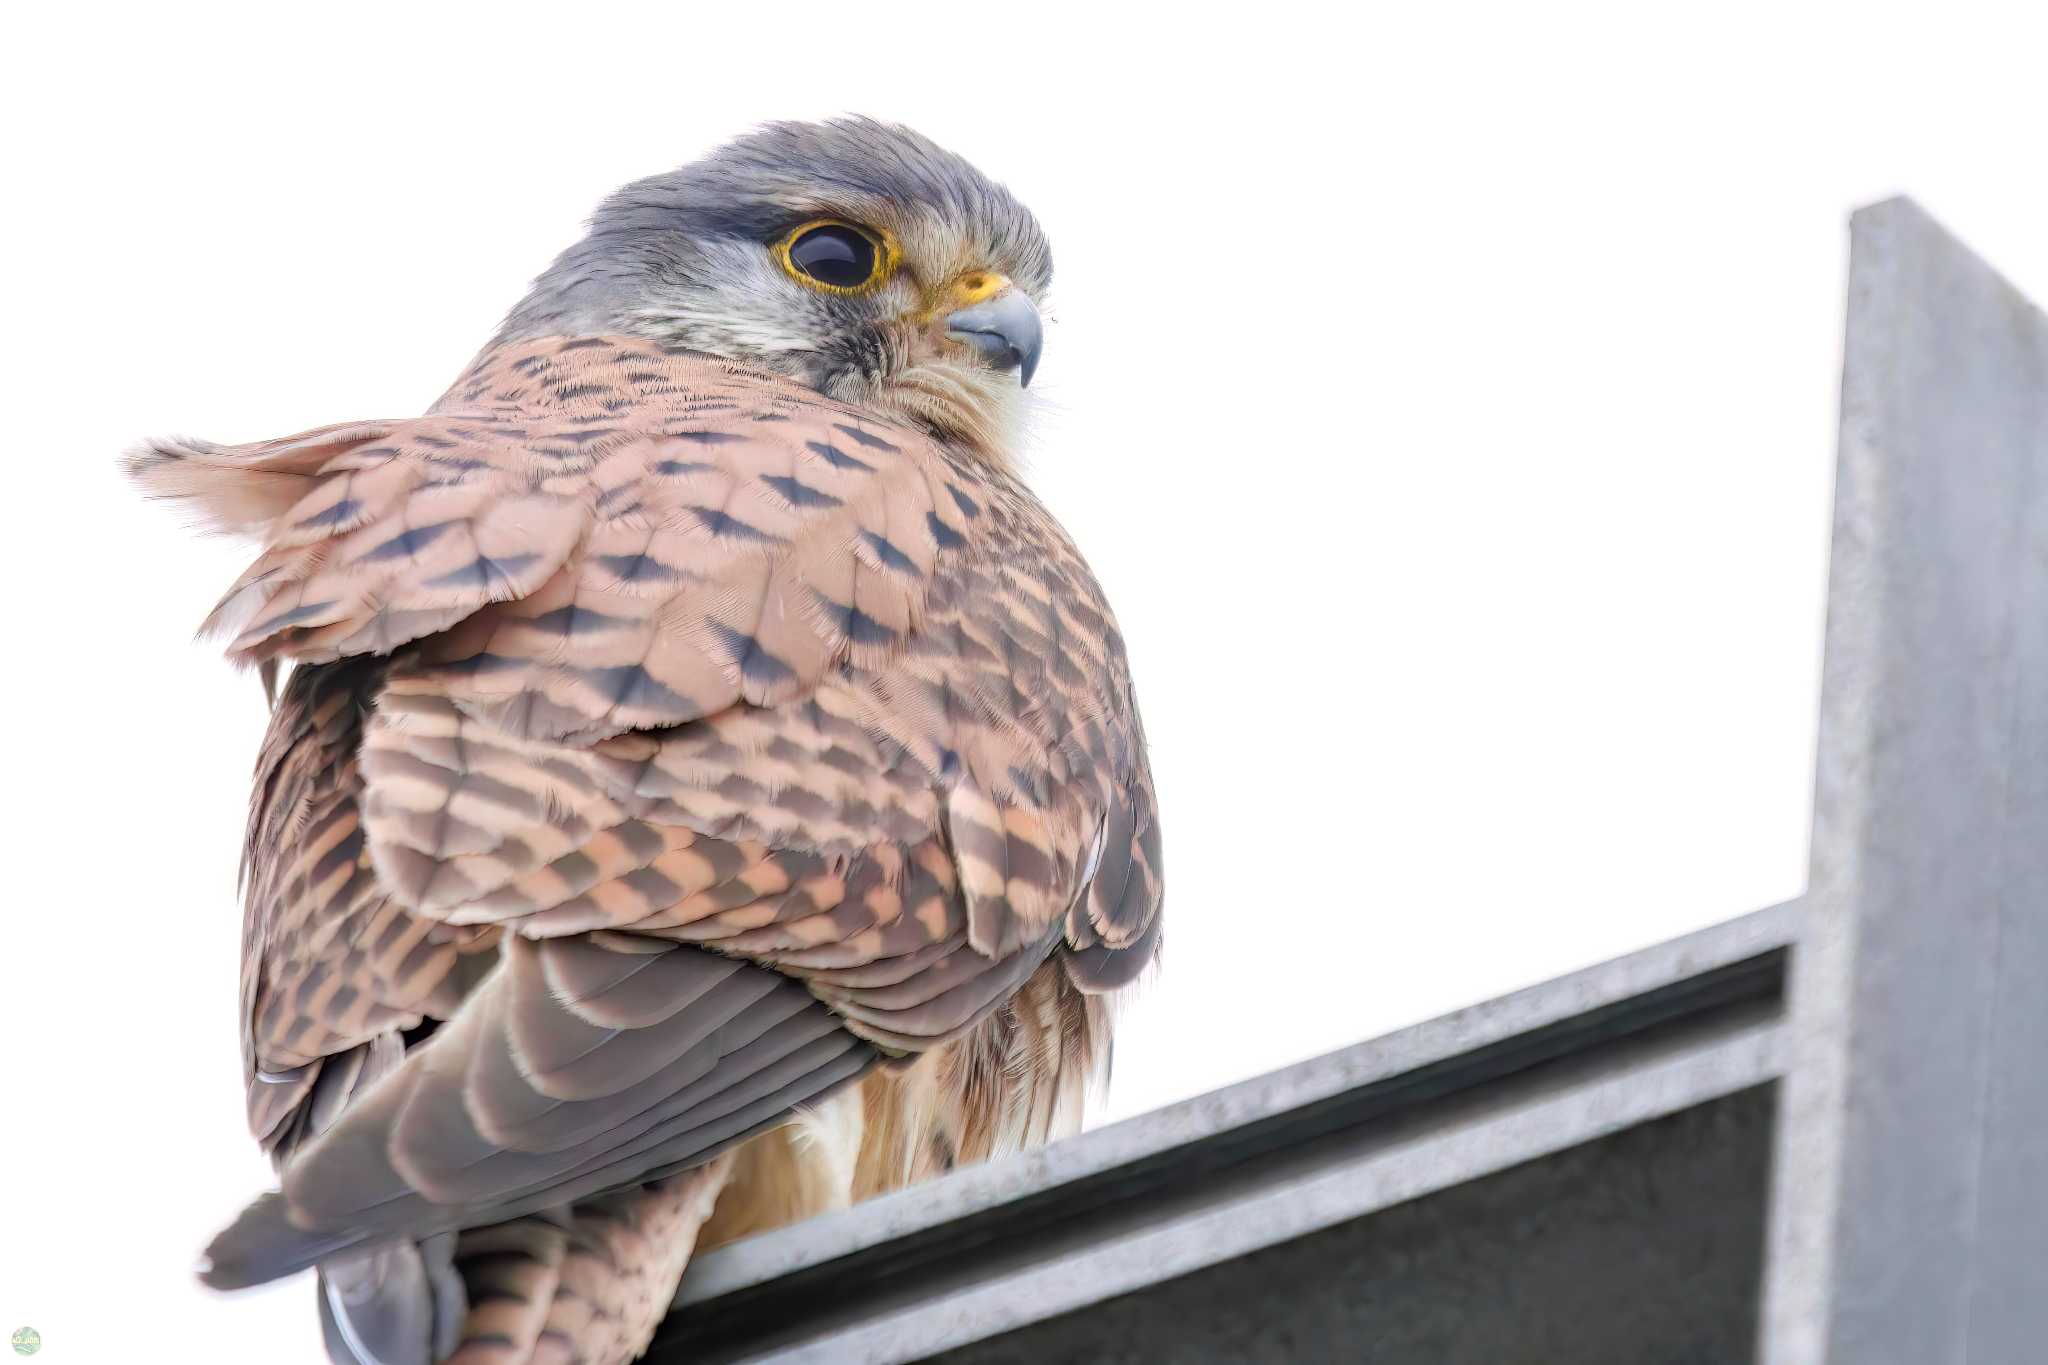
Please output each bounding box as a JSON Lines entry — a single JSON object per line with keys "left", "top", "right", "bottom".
{"left": 496, "top": 117, "right": 1051, "bottom": 465}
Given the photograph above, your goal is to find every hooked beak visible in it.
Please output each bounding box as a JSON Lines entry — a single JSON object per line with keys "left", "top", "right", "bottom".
{"left": 945, "top": 286, "right": 1044, "bottom": 388}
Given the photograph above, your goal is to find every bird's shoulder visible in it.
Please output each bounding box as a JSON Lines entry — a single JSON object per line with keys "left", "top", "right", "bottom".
{"left": 137, "top": 334, "right": 1161, "bottom": 999}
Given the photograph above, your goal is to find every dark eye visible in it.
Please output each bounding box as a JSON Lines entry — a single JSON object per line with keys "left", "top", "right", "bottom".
{"left": 784, "top": 223, "right": 881, "bottom": 291}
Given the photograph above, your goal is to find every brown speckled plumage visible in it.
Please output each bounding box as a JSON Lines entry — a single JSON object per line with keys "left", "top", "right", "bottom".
{"left": 133, "top": 325, "right": 1158, "bottom": 1363}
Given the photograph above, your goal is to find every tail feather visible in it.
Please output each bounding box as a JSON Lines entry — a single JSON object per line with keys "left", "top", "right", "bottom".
{"left": 317, "top": 1235, "right": 465, "bottom": 1365}
{"left": 200, "top": 1191, "right": 367, "bottom": 1291}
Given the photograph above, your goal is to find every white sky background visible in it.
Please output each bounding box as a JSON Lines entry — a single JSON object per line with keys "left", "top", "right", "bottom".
{"left": 5, "top": 2, "right": 2048, "bottom": 1359}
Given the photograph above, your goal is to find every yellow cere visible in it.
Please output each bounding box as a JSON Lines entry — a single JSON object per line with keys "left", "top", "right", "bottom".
{"left": 947, "top": 272, "right": 1007, "bottom": 307}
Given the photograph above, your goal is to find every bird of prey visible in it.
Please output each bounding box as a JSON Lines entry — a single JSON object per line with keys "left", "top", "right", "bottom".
{"left": 127, "top": 118, "right": 1162, "bottom": 1365}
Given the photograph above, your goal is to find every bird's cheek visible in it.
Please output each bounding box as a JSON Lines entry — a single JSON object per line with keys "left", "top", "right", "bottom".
{"left": 852, "top": 318, "right": 922, "bottom": 380}
{"left": 901, "top": 326, "right": 952, "bottom": 372}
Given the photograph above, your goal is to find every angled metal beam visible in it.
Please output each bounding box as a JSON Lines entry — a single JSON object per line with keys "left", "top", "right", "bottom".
{"left": 656, "top": 903, "right": 1797, "bottom": 1363}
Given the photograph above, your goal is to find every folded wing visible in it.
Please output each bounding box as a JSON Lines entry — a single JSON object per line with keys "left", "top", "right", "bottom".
{"left": 132, "top": 336, "right": 1162, "bottom": 1288}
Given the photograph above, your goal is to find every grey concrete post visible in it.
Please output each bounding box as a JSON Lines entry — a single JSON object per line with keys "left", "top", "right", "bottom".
{"left": 1760, "top": 198, "right": 2048, "bottom": 1363}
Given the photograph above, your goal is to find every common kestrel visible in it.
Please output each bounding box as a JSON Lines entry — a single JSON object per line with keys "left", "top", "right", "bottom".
{"left": 128, "top": 118, "right": 1162, "bottom": 1365}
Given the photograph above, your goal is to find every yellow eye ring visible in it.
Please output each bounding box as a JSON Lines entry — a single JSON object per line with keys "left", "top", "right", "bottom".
{"left": 774, "top": 219, "right": 901, "bottom": 296}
